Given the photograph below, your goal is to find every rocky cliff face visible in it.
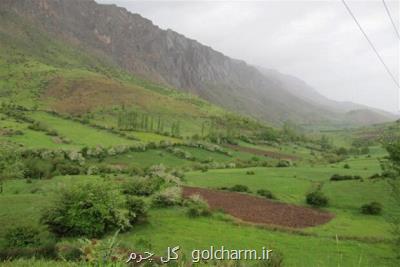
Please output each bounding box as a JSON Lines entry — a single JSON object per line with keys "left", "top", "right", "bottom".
{"left": 1, "top": 0, "right": 395, "bottom": 125}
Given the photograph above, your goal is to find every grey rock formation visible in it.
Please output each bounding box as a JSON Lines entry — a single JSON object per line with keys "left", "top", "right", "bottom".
{"left": 1, "top": 0, "right": 395, "bottom": 125}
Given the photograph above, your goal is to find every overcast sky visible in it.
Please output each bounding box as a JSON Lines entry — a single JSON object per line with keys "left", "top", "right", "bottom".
{"left": 95, "top": 0, "right": 400, "bottom": 113}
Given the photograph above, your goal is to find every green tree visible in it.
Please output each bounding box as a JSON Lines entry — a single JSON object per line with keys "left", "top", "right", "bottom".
{"left": 41, "top": 182, "right": 130, "bottom": 237}
{"left": 384, "top": 141, "right": 400, "bottom": 257}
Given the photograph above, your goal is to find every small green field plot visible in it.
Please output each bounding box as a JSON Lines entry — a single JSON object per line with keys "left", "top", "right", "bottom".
{"left": 119, "top": 208, "right": 396, "bottom": 267}
{"left": 305, "top": 208, "right": 392, "bottom": 239}
{"left": 0, "top": 116, "right": 77, "bottom": 149}
{"left": 94, "top": 149, "right": 192, "bottom": 169}
{"left": 322, "top": 179, "right": 394, "bottom": 212}
{"left": 330, "top": 156, "right": 383, "bottom": 173}
{"left": 184, "top": 166, "right": 378, "bottom": 202}
{"left": 185, "top": 167, "right": 313, "bottom": 204}
{"left": 180, "top": 146, "right": 233, "bottom": 162}
{"left": 29, "top": 111, "right": 138, "bottom": 147}
{"left": 239, "top": 141, "right": 317, "bottom": 161}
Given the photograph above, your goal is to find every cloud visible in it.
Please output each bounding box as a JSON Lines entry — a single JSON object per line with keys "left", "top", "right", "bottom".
{"left": 96, "top": 0, "right": 399, "bottom": 112}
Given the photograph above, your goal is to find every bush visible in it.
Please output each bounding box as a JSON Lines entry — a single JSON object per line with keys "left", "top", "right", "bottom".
{"left": 41, "top": 182, "right": 130, "bottom": 238}
{"left": 4, "top": 226, "right": 41, "bottom": 248}
{"left": 306, "top": 191, "right": 328, "bottom": 207}
{"left": 229, "top": 184, "right": 251, "bottom": 193}
{"left": 330, "top": 174, "right": 362, "bottom": 181}
{"left": 0, "top": 244, "right": 57, "bottom": 261}
{"left": 257, "top": 189, "right": 276, "bottom": 200}
{"left": 343, "top": 163, "right": 350, "bottom": 169}
{"left": 152, "top": 186, "right": 182, "bottom": 207}
{"left": 276, "top": 160, "right": 291, "bottom": 168}
{"left": 24, "top": 159, "right": 53, "bottom": 179}
{"left": 1, "top": 226, "right": 57, "bottom": 260}
{"left": 123, "top": 177, "right": 163, "bottom": 196}
{"left": 56, "top": 242, "right": 82, "bottom": 261}
{"left": 127, "top": 166, "right": 144, "bottom": 176}
{"left": 55, "top": 161, "right": 82, "bottom": 175}
{"left": 185, "top": 195, "right": 211, "bottom": 217}
{"left": 361, "top": 202, "right": 382, "bottom": 215}
{"left": 126, "top": 196, "right": 148, "bottom": 224}
{"left": 246, "top": 170, "right": 255, "bottom": 175}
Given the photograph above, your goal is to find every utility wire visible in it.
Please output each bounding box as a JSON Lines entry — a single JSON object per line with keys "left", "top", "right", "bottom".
{"left": 341, "top": 0, "right": 400, "bottom": 88}
{"left": 382, "top": 0, "right": 400, "bottom": 40}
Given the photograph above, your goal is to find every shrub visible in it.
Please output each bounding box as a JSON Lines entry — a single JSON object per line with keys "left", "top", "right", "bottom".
{"left": 0, "top": 245, "right": 57, "bottom": 261}
{"left": 1, "top": 226, "right": 57, "bottom": 259}
{"left": 306, "top": 191, "right": 328, "bottom": 207}
{"left": 28, "top": 121, "right": 49, "bottom": 132}
{"left": 171, "top": 170, "right": 185, "bottom": 179}
{"left": 127, "top": 166, "right": 144, "bottom": 176}
{"left": 361, "top": 202, "right": 382, "bottom": 215}
{"left": 126, "top": 196, "right": 148, "bottom": 224}
{"left": 200, "top": 165, "right": 209, "bottom": 172}
{"left": 276, "top": 160, "right": 291, "bottom": 168}
{"left": 24, "top": 159, "right": 53, "bottom": 179}
{"left": 330, "top": 174, "right": 362, "bottom": 181}
{"left": 56, "top": 242, "right": 82, "bottom": 261}
{"left": 246, "top": 170, "right": 255, "bottom": 175}
{"left": 41, "top": 182, "right": 130, "bottom": 238}
{"left": 123, "top": 177, "right": 163, "bottom": 196}
{"left": 152, "top": 186, "right": 182, "bottom": 207}
{"left": 4, "top": 226, "right": 41, "bottom": 248}
{"left": 263, "top": 250, "right": 284, "bottom": 267}
{"left": 55, "top": 162, "right": 82, "bottom": 175}
{"left": 185, "top": 195, "right": 211, "bottom": 217}
{"left": 229, "top": 184, "right": 251, "bottom": 193}
{"left": 257, "top": 189, "right": 276, "bottom": 200}
{"left": 343, "top": 163, "right": 350, "bottom": 169}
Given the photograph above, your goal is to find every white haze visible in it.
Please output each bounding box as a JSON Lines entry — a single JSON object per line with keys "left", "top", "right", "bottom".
{"left": 96, "top": 0, "right": 400, "bottom": 113}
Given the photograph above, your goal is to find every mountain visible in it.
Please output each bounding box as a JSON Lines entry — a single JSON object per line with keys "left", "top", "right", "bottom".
{"left": 0, "top": 0, "right": 396, "bottom": 126}
{"left": 259, "top": 68, "right": 398, "bottom": 125}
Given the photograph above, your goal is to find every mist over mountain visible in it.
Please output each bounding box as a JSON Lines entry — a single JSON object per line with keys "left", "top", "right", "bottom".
{"left": 1, "top": 0, "right": 396, "bottom": 126}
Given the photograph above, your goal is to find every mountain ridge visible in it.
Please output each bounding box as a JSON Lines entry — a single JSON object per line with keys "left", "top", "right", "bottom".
{"left": 1, "top": 0, "right": 396, "bottom": 126}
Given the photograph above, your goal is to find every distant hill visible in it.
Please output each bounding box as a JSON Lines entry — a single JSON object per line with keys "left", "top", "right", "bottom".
{"left": 0, "top": 0, "right": 396, "bottom": 126}
{"left": 260, "top": 68, "right": 398, "bottom": 126}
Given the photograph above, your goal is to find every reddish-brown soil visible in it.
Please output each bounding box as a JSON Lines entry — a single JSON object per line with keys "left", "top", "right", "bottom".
{"left": 183, "top": 187, "right": 333, "bottom": 228}
{"left": 225, "top": 144, "right": 299, "bottom": 161}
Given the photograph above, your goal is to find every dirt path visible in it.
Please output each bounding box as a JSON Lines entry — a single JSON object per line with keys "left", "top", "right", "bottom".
{"left": 225, "top": 144, "right": 299, "bottom": 161}
{"left": 183, "top": 187, "right": 333, "bottom": 228}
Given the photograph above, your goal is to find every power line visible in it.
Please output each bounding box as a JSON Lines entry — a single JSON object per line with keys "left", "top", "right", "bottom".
{"left": 341, "top": 0, "right": 400, "bottom": 89}
{"left": 382, "top": 0, "right": 400, "bottom": 40}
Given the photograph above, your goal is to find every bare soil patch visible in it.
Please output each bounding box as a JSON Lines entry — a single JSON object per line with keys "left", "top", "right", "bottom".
{"left": 183, "top": 187, "right": 333, "bottom": 228}
{"left": 225, "top": 144, "right": 299, "bottom": 161}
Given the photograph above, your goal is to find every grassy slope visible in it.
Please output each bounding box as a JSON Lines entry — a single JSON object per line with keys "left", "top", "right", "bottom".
{"left": 0, "top": 176, "right": 396, "bottom": 267}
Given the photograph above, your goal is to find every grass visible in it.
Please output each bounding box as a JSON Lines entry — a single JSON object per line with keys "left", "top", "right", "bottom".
{"left": 184, "top": 164, "right": 397, "bottom": 239}
{"left": 0, "top": 116, "right": 78, "bottom": 149}
{"left": 119, "top": 208, "right": 397, "bottom": 267}
{"left": 177, "top": 146, "right": 233, "bottom": 163}
{"left": 29, "top": 111, "right": 138, "bottom": 148}
{"left": 185, "top": 167, "right": 312, "bottom": 204}
{"left": 93, "top": 149, "right": 192, "bottom": 169}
